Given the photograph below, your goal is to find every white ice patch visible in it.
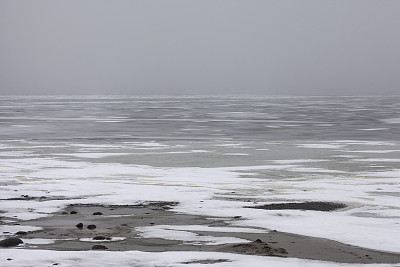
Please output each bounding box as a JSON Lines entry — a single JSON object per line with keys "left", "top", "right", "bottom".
{"left": 362, "top": 169, "right": 400, "bottom": 178}
{"left": 272, "top": 159, "right": 328, "bottom": 164}
{"left": 331, "top": 155, "right": 360, "bottom": 158}
{"left": 136, "top": 225, "right": 250, "bottom": 245}
{"left": 79, "top": 237, "right": 126, "bottom": 242}
{"left": 358, "top": 128, "right": 388, "bottom": 131}
{"left": 0, "top": 249, "right": 378, "bottom": 267}
{"left": 353, "top": 158, "right": 400, "bottom": 162}
{"left": 351, "top": 150, "right": 400, "bottom": 153}
{"left": 288, "top": 167, "right": 345, "bottom": 173}
{"left": 11, "top": 125, "right": 32, "bottom": 128}
{"left": 334, "top": 140, "right": 395, "bottom": 146}
{"left": 57, "top": 153, "right": 131, "bottom": 158}
{"left": 298, "top": 144, "right": 345, "bottom": 149}
{"left": 214, "top": 143, "right": 246, "bottom": 148}
{"left": 382, "top": 117, "right": 400, "bottom": 124}
{"left": 0, "top": 225, "right": 42, "bottom": 237}
{"left": 127, "top": 142, "right": 169, "bottom": 148}
{"left": 0, "top": 151, "right": 32, "bottom": 157}
{"left": 22, "top": 238, "right": 56, "bottom": 245}
{"left": 139, "top": 225, "right": 266, "bottom": 233}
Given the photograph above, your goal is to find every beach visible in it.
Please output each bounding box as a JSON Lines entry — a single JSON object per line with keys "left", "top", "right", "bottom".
{"left": 1, "top": 201, "right": 400, "bottom": 265}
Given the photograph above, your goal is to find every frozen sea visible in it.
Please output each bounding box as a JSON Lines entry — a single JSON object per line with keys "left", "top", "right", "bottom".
{"left": 1, "top": 95, "right": 400, "bottom": 266}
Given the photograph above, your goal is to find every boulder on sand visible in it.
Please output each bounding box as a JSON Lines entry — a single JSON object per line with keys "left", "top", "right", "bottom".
{"left": 0, "top": 238, "right": 23, "bottom": 247}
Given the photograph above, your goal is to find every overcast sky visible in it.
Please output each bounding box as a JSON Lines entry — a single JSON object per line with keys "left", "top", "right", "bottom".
{"left": 0, "top": 0, "right": 399, "bottom": 96}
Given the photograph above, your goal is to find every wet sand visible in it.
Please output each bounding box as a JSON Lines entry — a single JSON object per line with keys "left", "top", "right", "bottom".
{"left": 1, "top": 201, "right": 400, "bottom": 264}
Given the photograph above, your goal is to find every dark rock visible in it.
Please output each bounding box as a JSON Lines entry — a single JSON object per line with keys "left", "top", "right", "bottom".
{"left": 76, "top": 223, "right": 83, "bottom": 229}
{"left": 248, "top": 201, "right": 346, "bottom": 211}
{"left": 93, "top": 236, "right": 106, "bottom": 240}
{"left": 70, "top": 211, "right": 77, "bottom": 214}
{"left": 15, "top": 231, "right": 27, "bottom": 235}
{"left": 62, "top": 211, "right": 68, "bottom": 214}
{"left": 263, "top": 245, "right": 272, "bottom": 251}
{"left": 0, "top": 237, "right": 23, "bottom": 247}
{"left": 276, "top": 248, "right": 288, "bottom": 254}
{"left": 92, "top": 245, "right": 108, "bottom": 250}
{"left": 231, "top": 240, "right": 288, "bottom": 257}
{"left": 233, "top": 216, "right": 242, "bottom": 219}
{"left": 7, "top": 258, "right": 13, "bottom": 261}
{"left": 87, "top": 224, "right": 96, "bottom": 230}
{"left": 93, "top": 212, "right": 103, "bottom": 215}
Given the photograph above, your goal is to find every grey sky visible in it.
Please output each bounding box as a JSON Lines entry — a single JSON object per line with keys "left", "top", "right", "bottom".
{"left": 0, "top": 0, "right": 399, "bottom": 95}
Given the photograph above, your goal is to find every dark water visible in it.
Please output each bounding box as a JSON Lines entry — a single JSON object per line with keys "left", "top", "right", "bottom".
{"left": 1, "top": 95, "right": 400, "bottom": 142}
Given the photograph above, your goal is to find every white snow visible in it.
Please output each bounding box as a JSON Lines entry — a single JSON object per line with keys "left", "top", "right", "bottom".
{"left": 297, "top": 144, "right": 346, "bottom": 149}
{"left": 0, "top": 249, "right": 386, "bottom": 267}
{"left": 141, "top": 225, "right": 266, "bottom": 233}
{"left": 135, "top": 225, "right": 267, "bottom": 245}
{"left": 22, "top": 238, "right": 56, "bottom": 245}
{"left": 1, "top": 139, "right": 400, "bottom": 265}
{"left": 136, "top": 226, "right": 250, "bottom": 245}
{"left": 1, "top": 155, "right": 400, "bottom": 252}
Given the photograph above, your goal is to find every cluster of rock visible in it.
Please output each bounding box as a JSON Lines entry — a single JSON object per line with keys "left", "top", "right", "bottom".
{"left": 72, "top": 211, "right": 108, "bottom": 250}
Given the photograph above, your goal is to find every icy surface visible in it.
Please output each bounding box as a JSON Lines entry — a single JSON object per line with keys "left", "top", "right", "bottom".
{"left": 0, "top": 249, "right": 395, "bottom": 267}
{"left": 1, "top": 96, "right": 400, "bottom": 266}
{"left": 136, "top": 226, "right": 250, "bottom": 245}
{"left": 1, "top": 143, "right": 400, "bottom": 252}
{"left": 79, "top": 237, "right": 126, "bottom": 242}
{"left": 21, "top": 238, "right": 56, "bottom": 245}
